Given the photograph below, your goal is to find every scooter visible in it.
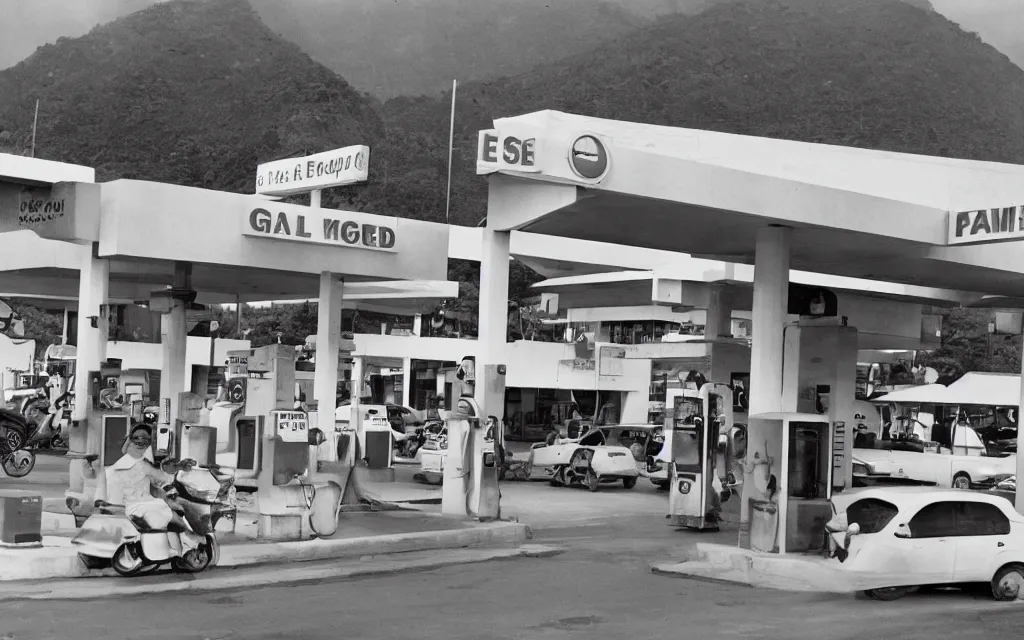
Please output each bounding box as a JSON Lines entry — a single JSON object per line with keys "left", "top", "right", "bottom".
{"left": 0, "top": 407, "right": 35, "bottom": 478}
{"left": 21, "top": 390, "right": 70, "bottom": 451}
{"left": 72, "top": 460, "right": 236, "bottom": 576}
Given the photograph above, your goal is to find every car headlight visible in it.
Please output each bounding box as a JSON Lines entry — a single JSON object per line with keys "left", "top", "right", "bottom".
{"left": 852, "top": 463, "right": 869, "bottom": 476}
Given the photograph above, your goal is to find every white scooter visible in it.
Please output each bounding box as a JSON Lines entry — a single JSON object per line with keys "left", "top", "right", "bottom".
{"left": 72, "top": 460, "right": 235, "bottom": 576}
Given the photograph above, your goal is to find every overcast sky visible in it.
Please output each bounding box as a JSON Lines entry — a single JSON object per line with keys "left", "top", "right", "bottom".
{"left": 0, "top": 0, "right": 1021, "bottom": 71}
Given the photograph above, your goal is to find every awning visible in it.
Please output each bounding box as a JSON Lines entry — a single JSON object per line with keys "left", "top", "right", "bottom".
{"left": 872, "top": 384, "right": 950, "bottom": 405}
{"left": 944, "top": 372, "right": 1021, "bottom": 407}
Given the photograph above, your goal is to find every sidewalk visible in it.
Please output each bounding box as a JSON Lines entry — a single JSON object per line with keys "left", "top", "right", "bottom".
{"left": 0, "top": 544, "right": 563, "bottom": 601}
{"left": 650, "top": 542, "right": 903, "bottom": 594}
{"left": 2, "top": 501, "right": 531, "bottom": 582}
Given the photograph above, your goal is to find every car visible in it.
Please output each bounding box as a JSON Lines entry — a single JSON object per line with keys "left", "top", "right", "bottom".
{"left": 414, "top": 428, "right": 497, "bottom": 485}
{"left": 827, "top": 487, "right": 1024, "bottom": 601}
{"left": 335, "top": 401, "right": 424, "bottom": 443}
{"left": 852, "top": 444, "right": 1015, "bottom": 489}
{"left": 526, "top": 425, "right": 641, "bottom": 491}
{"left": 976, "top": 475, "right": 1017, "bottom": 505}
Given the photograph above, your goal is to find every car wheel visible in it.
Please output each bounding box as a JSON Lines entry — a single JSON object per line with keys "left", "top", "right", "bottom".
{"left": 549, "top": 468, "right": 563, "bottom": 487}
{"left": 952, "top": 472, "right": 971, "bottom": 490}
{"left": 622, "top": 476, "right": 637, "bottom": 489}
{"left": 864, "top": 587, "right": 909, "bottom": 601}
{"left": 991, "top": 563, "right": 1024, "bottom": 601}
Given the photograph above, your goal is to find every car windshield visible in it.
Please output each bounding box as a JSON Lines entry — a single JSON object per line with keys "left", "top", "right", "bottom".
{"left": 846, "top": 498, "right": 899, "bottom": 534}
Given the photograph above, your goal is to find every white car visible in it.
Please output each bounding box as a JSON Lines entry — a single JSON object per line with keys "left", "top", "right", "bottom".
{"left": 527, "top": 426, "right": 640, "bottom": 491}
{"left": 414, "top": 430, "right": 496, "bottom": 485}
{"left": 852, "top": 445, "right": 1014, "bottom": 489}
{"left": 828, "top": 487, "right": 1024, "bottom": 601}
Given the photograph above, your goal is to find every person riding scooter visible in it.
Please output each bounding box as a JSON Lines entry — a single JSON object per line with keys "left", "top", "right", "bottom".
{"left": 90, "top": 423, "right": 184, "bottom": 531}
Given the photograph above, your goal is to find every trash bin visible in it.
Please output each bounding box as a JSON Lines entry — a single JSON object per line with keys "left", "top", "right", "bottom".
{"left": 749, "top": 498, "right": 778, "bottom": 553}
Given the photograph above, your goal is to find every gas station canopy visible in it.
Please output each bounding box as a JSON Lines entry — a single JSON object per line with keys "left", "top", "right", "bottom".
{"left": 0, "top": 177, "right": 456, "bottom": 311}
{"left": 478, "top": 110, "right": 1024, "bottom": 297}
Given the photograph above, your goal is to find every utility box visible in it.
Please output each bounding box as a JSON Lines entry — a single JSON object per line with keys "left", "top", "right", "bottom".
{"left": 0, "top": 491, "right": 43, "bottom": 547}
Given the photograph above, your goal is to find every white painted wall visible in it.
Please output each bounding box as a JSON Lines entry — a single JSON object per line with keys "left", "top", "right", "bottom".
{"left": 0, "top": 334, "right": 35, "bottom": 373}
{"left": 106, "top": 336, "right": 251, "bottom": 376}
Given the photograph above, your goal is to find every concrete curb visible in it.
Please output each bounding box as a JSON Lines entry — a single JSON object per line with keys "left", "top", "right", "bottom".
{"left": 1, "top": 520, "right": 532, "bottom": 582}
{"left": 0, "top": 544, "right": 564, "bottom": 601}
{"left": 650, "top": 543, "right": 866, "bottom": 594}
{"left": 650, "top": 563, "right": 754, "bottom": 588}
{"left": 218, "top": 521, "right": 531, "bottom": 567}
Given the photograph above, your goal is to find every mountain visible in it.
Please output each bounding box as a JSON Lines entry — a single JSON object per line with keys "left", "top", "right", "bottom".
{"left": 0, "top": 0, "right": 383, "bottom": 195}
{"left": 4, "top": 0, "right": 1024, "bottom": 230}
{"left": 2, "top": 0, "right": 1019, "bottom": 99}
{"left": 380, "top": 0, "right": 1024, "bottom": 226}
{"left": 248, "top": 0, "right": 650, "bottom": 99}
{"left": 0, "top": 0, "right": 169, "bottom": 70}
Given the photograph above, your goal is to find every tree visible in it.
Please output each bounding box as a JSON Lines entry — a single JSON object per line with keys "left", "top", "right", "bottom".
{"left": 917, "top": 307, "right": 1022, "bottom": 382}
{"left": 7, "top": 302, "right": 64, "bottom": 358}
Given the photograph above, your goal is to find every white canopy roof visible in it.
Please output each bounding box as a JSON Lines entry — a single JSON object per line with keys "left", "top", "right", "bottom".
{"left": 944, "top": 372, "right": 1020, "bottom": 407}
{"left": 873, "top": 384, "right": 950, "bottom": 405}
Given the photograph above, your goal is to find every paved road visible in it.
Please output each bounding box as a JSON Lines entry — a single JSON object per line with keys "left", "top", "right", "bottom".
{"left": 2, "top": 517, "right": 1023, "bottom": 640}
{"left": 4, "top": 456, "right": 1024, "bottom": 639}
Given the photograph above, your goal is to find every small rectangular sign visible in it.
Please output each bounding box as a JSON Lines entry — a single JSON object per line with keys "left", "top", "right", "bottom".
{"left": 476, "top": 128, "right": 543, "bottom": 175}
{"left": 273, "top": 410, "right": 309, "bottom": 443}
{"left": 256, "top": 145, "right": 370, "bottom": 196}
{"left": 948, "top": 205, "right": 1024, "bottom": 245}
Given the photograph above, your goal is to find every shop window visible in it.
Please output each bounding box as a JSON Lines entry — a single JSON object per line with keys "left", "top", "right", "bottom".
{"left": 846, "top": 498, "right": 899, "bottom": 534}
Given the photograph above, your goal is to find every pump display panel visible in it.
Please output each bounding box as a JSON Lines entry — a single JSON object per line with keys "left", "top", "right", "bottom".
{"left": 273, "top": 411, "right": 309, "bottom": 444}
{"left": 671, "top": 396, "right": 704, "bottom": 473}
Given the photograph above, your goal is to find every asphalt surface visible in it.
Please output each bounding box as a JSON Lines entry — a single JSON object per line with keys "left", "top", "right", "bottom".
{"left": 4, "top": 454, "right": 1024, "bottom": 639}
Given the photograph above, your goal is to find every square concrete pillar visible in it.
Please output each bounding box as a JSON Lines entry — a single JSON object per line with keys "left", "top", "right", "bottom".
{"left": 742, "top": 225, "right": 791, "bottom": 527}
{"left": 314, "top": 272, "right": 344, "bottom": 462}
{"left": 401, "top": 357, "right": 412, "bottom": 408}
{"left": 71, "top": 246, "right": 109, "bottom": 439}
{"left": 159, "top": 263, "right": 191, "bottom": 435}
{"left": 704, "top": 284, "right": 734, "bottom": 340}
{"left": 474, "top": 228, "right": 510, "bottom": 421}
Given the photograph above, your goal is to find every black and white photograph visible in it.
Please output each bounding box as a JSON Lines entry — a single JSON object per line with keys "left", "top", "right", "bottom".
{"left": 2, "top": 0, "right": 1024, "bottom": 638}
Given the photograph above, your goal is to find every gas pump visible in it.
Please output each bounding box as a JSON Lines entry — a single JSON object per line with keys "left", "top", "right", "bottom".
{"left": 210, "top": 353, "right": 249, "bottom": 472}
{"left": 440, "top": 356, "right": 505, "bottom": 520}
{"left": 210, "top": 345, "right": 297, "bottom": 490}
{"left": 666, "top": 382, "right": 735, "bottom": 530}
{"left": 745, "top": 412, "right": 833, "bottom": 554}
{"left": 64, "top": 359, "right": 144, "bottom": 522}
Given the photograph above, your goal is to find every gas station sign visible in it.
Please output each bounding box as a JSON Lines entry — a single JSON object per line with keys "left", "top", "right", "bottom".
{"left": 948, "top": 204, "right": 1024, "bottom": 245}
{"left": 255, "top": 145, "right": 370, "bottom": 197}
{"left": 244, "top": 204, "right": 397, "bottom": 252}
{"left": 0, "top": 181, "right": 100, "bottom": 242}
{"left": 477, "top": 128, "right": 542, "bottom": 174}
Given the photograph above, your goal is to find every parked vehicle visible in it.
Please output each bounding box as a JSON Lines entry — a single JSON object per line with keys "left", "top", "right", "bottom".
{"left": 414, "top": 427, "right": 504, "bottom": 485}
{"left": 72, "top": 460, "right": 235, "bottom": 576}
{"left": 977, "top": 475, "right": 1017, "bottom": 504}
{"left": 825, "top": 487, "right": 1024, "bottom": 601}
{"left": 527, "top": 426, "right": 640, "bottom": 491}
{"left": 0, "top": 407, "right": 34, "bottom": 477}
{"left": 852, "top": 427, "right": 1015, "bottom": 489}
{"left": 20, "top": 388, "right": 71, "bottom": 451}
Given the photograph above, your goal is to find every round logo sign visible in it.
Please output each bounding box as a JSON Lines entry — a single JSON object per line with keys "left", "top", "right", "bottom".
{"left": 569, "top": 135, "right": 609, "bottom": 180}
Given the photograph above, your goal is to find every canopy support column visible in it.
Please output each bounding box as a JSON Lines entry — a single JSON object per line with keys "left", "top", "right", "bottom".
{"left": 71, "top": 245, "right": 109, "bottom": 442}
{"left": 705, "top": 283, "right": 735, "bottom": 340}
{"left": 314, "top": 272, "right": 344, "bottom": 461}
{"left": 160, "top": 262, "right": 191, "bottom": 435}
{"left": 741, "top": 225, "right": 791, "bottom": 533}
